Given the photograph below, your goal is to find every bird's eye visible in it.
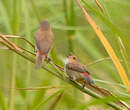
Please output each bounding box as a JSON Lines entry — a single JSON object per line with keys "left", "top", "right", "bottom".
{"left": 73, "top": 57, "right": 76, "bottom": 60}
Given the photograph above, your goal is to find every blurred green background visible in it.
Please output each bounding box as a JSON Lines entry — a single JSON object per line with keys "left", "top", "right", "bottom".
{"left": 0, "top": 0, "right": 130, "bottom": 110}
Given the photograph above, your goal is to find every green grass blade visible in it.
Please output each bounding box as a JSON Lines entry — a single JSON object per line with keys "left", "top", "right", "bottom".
{"left": 33, "top": 90, "right": 64, "bottom": 110}
{"left": 63, "top": 0, "right": 75, "bottom": 53}
{"left": 81, "top": 0, "right": 126, "bottom": 38}
{"left": 0, "top": 91, "right": 7, "bottom": 110}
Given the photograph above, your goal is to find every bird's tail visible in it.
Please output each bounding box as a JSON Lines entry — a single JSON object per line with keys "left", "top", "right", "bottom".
{"left": 35, "top": 53, "right": 46, "bottom": 69}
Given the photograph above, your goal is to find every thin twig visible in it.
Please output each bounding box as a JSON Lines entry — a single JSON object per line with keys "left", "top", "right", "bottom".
{"left": 4, "top": 34, "right": 35, "bottom": 48}
{"left": 75, "top": 0, "right": 130, "bottom": 93}
{"left": 49, "top": 61, "right": 64, "bottom": 77}
{"left": 0, "top": 34, "right": 23, "bottom": 53}
{"left": 15, "top": 86, "right": 70, "bottom": 91}
{"left": 86, "top": 57, "right": 111, "bottom": 67}
{"left": 94, "top": 0, "right": 104, "bottom": 15}
{"left": 49, "top": 92, "right": 64, "bottom": 110}
{"left": 19, "top": 47, "right": 36, "bottom": 56}
{"left": 1, "top": 41, "right": 62, "bottom": 77}
{"left": 1, "top": 35, "right": 126, "bottom": 110}
{"left": 85, "top": 57, "right": 130, "bottom": 67}
{"left": 1, "top": 41, "right": 123, "bottom": 110}
{"left": 0, "top": 34, "right": 64, "bottom": 71}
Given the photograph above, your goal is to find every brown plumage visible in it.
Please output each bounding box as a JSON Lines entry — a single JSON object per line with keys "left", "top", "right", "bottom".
{"left": 65, "top": 55, "right": 130, "bottom": 109}
{"left": 66, "top": 62, "right": 90, "bottom": 74}
{"left": 65, "top": 55, "right": 93, "bottom": 84}
{"left": 35, "top": 20, "right": 53, "bottom": 69}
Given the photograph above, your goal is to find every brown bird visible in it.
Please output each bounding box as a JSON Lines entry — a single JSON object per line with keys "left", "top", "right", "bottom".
{"left": 35, "top": 20, "right": 53, "bottom": 69}
{"left": 65, "top": 54, "right": 130, "bottom": 109}
{"left": 65, "top": 54, "right": 94, "bottom": 84}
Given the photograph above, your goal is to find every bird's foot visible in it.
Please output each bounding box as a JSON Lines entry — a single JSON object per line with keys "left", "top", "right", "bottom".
{"left": 82, "top": 80, "right": 86, "bottom": 89}
{"left": 69, "top": 76, "right": 74, "bottom": 80}
{"left": 68, "top": 76, "right": 76, "bottom": 82}
{"left": 45, "top": 57, "right": 51, "bottom": 63}
{"left": 82, "top": 84, "right": 85, "bottom": 89}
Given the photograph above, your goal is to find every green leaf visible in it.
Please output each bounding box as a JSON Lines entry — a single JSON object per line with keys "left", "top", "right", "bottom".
{"left": 32, "top": 89, "right": 64, "bottom": 110}
{"left": 0, "top": 91, "right": 7, "bottom": 110}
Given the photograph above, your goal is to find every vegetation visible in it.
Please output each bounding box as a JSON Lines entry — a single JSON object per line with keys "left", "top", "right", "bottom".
{"left": 0, "top": 0, "right": 130, "bottom": 110}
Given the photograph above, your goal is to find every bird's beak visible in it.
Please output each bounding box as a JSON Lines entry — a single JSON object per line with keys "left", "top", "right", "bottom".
{"left": 70, "top": 58, "right": 76, "bottom": 63}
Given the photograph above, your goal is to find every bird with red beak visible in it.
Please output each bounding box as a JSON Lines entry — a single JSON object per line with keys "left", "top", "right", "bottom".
{"left": 65, "top": 54, "right": 94, "bottom": 85}
{"left": 35, "top": 20, "right": 53, "bottom": 69}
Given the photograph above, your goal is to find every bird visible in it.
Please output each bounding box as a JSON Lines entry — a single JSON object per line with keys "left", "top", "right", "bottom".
{"left": 65, "top": 54, "right": 130, "bottom": 109}
{"left": 35, "top": 20, "right": 53, "bottom": 69}
{"left": 65, "top": 54, "right": 94, "bottom": 85}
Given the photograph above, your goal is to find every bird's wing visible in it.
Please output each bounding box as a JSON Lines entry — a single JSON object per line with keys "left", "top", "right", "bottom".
{"left": 35, "top": 30, "right": 53, "bottom": 54}
{"left": 67, "top": 62, "right": 90, "bottom": 74}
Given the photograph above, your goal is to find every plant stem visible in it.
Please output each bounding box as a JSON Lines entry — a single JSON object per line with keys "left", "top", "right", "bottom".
{"left": 8, "top": 0, "right": 22, "bottom": 109}
{"left": 63, "top": 0, "right": 75, "bottom": 53}
{"left": 75, "top": 0, "right": 130, "bottom": 92}
{"left": 1, "top": 41, "right": 124, "bottom": 110}
{"left": 29, "top": 0, "right": 41, "bottom": 22}
{"left": 8, "top": 52, "right": 16, "bottom": 110}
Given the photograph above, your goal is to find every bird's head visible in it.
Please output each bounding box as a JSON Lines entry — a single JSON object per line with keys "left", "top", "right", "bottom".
{"left": 67, "top": 54, "right": 77, "bottom": 63}
{"left": 40, "top": 20, "right": 50, "bottom": 30}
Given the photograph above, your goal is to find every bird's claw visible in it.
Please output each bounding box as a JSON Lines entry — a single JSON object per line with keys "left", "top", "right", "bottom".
{"left": 82, "top": 80, "right": 87, "bottom": 89}
{"left": 45, "top": 57, "right": 51, "bottom": 63}
{"left": 82, "top": 84, "right": 85, "bottom": 89}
